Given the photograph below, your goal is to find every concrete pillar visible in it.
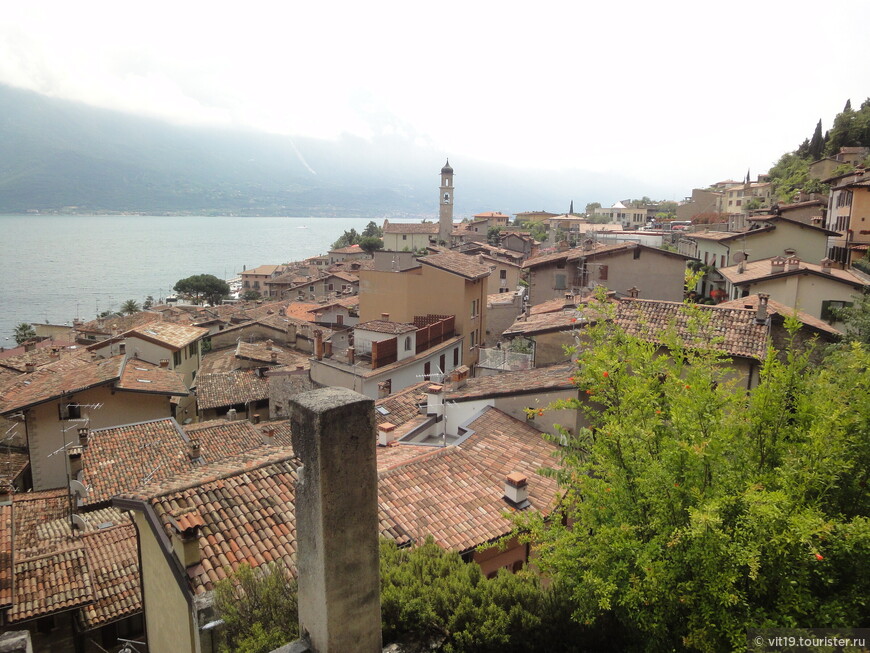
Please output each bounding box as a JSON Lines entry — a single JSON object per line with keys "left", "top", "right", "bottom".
{"left": 289, "top": 388, "right": 381, "bottom": 653}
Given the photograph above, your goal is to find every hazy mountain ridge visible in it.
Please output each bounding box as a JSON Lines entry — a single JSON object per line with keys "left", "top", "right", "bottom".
{"left": 0, "top": 84, "right": 640, "bottom": 217}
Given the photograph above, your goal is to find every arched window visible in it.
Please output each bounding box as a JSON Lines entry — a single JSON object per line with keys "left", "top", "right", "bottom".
{"left": 404, "top": 336, "right": 412, "bottom": 351}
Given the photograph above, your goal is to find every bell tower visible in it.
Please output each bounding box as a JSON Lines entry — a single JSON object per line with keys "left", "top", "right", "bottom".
{"left": 438, "top": 159, "right": 454, "bottom": 245}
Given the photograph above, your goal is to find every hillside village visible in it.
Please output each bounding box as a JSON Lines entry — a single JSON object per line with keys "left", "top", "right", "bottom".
{"left": 0, "top": 147, "right": 869, "bottom": 653}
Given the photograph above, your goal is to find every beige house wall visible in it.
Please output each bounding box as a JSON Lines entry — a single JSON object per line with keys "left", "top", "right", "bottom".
{"left": 359, "top": 265, "right": 488, "bottom": 368}
{"left": 383, "top": 232, "right": 433, "bottom": 250}
{"left": 726, "top": 274, "right": 860, "bottom": 326}
{"left": 25, "top": 386, "right": 173, "bottom": 491}
{"left": 135, "top": 511, "right": 200, "bottom": 653}
{"left": 484, "top": 260, "right": 520, "bottom": 296}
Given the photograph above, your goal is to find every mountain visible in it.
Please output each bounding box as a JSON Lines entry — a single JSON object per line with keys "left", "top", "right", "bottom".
{"left": 0, "top": 84, "right": 641, "bottom": 217}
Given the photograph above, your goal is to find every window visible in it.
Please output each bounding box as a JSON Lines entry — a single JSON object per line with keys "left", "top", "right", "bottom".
{"left": 440, "top": 354, "right": 446, "bottom": 373}
{"left": 500, "top": 269, "right": 507, "bottom": 279}
{"left": 337, "top": 314, "right": 344, "bottom": 326}
{"left": 471, "top": 299, "right": 479, "bottom": 318}
{"left": 173, "top": 351, "right": 182, "bottom": 366}
{"left": 598, "top": 265, "right": 608, "bottom": 281}
{"left": 453, "top": 347, "right": 459, "bottom": 366}
{"left": 404, "top": 336, "right": 412, "bottom": 351}
{"left": 470, "top": 330, "right": 478, "bottom": 348}
{"left": 720, "top": 255, "right": 725, "bottom": 268}
{"left": 821, "top": 300, "right": 852, "bottom": 322}
{"left": 58, "top": 402, "right": 81, "bottom": 420}
{"left": 328, "top": 283, "right": 334, "bottom": 291}
{"left": 188, "top": 342, "right": 197, "bottom": 358}
{"left": 402, "top": 234, "right": 407, "bottom": 240}
{"left": 424, "top": 362, "right": 431, "bottom": 380}
{"left": 633, "top": 248, "right": 641, "bottom": 260}
{"left": 309, "top": 285, "right": 314, "bottom": 292}
{"left": 554, "top": 273, "right": 567, "bottom": 290}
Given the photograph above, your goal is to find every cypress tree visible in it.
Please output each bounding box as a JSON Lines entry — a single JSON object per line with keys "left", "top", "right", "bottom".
{"left": 808, "top": 119, "right": 824, "bottom": 160}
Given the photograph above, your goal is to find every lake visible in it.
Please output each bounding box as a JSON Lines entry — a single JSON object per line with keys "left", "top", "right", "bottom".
{"left": 0, "top": 214, "right": 404, "bottom": 342}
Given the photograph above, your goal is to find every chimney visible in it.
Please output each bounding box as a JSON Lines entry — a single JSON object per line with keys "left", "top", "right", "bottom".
{"left": 270, "top": 351, "right": 278, "bottom": 363}
{"left": 737, "top": 259, "right": 746, "bottom": 274}
{"left": 24, "top": 341, "right": 36, "bottom": 353}
{"left": 296, "top": 364, "right": 305, "bottom": 372}
{"left": 287, "top": 322, "right": 298, "bottom": 344}
{"left": 188, "top": 439, "right": 201, "bottom": 461}
{"left": 159, "top": 359, "right": 170, "bottom": 368}
{"left": 582, "top": 238, "right": 594, "bottom": 251}
{"left": 227, "top": 408, "right": 237, "bottom": 421}
{"left": 0, "top": 480, "right": 12, "bottom": 506}
{"left": 171, "top": 512, "right": 203, "bottom": 568}
{"left": 786, "top": 256, "right": 801, "bottom": 272}
{"left": 265, "top": 339, "right": 273, "bottom": 350}
{"left": 78, "top": 427, "right": 89, "bottom": 447}
{"left": 450, "top": 365, "right": 469, "bottom": 390}
{"left": 755, "top": 293, "right": 770, "bottom": 324}
{"left": 770, "top": 256, "right": 785, "bottom": 273}
{"left": 504, "top": 472, "right": 529, "bottom": 505}
{"left": 289, "top": 388, "right": 382, "bottom": 653}
{"left": 68, "top": 444, "right": 84, "bottom": 479}
{"left": 50, "top": 348, "right": 60, "bottom": 359}
{"left": 627, "top": 287, "right": 639, "bottom": 299}
{"left": 261, "top": 427, "right": 276, "bottom": 445}
{"left": 377, "top": 381, "right": 391, "bottom": 399}
{"left": 314, "top": 330, "right": 324, "bottom": 360}
{"left": 252, "top": 414, "right": 261, "bottom": 424}
{"left": 119, "top": 342, "right": 126, "bottom": 355}
{"left": 24, "top": 362, "right": 35, "bottom": 373}
{"left": 323, "top": 341, "right": 333, "bottom": 357}
{"left": 820, "top": 257, "right": 833, "bottom": 273}
{"left": 381, "top": 313, "right": 390, "bottom": 321}
{"left": 347, "top": 346, "right": 355, "bottom": 365}
{"left": 377, "top": 422, "right": 396, "bottom": 447}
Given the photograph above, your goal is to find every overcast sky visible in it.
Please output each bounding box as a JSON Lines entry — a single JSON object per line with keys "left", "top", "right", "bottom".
{"left": 2, "top": 1, "right": 869, "bottom": 200}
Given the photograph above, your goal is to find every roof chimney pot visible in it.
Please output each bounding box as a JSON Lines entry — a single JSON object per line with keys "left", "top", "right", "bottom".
{"left": 755, "top": 293, "right": 770, "bottom": 324}
{"left": 504, "top": 472, "right": 529, "bottom": 505}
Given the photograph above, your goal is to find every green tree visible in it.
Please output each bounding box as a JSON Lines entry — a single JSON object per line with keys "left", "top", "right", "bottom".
{"left": 487, "top": 226, "right": 503, "bottom": 246}
{"left": 380, "top": 538, "right": 589, "bottom": 652}
{"left": 213, "top": 562, "right": 298, "bottom": 653}
{"left": 362, "top": 220, "right": 383, "bottom": 238}
{"left": 143, "top": 295, "right": 155, "bottom": 310}
{"left": 358, "top": 236, "right": 384, "bottom": 254}
{"left": 516, "top": 297, "right": 870, "bottom": 651}
{"left": 120, "top": 299, "right": 140, "bottom": 315}
{"left": 242, "top": 289, "right": 262, "bottom": 301}
{"left": 331, "top": 228, "right": 360, "bottom": 250}
{"left": 13, "top": 323, "right": 36, "bottom": 345}
{"left": 584, "top": 202, "right": 602, "bottom": 216}
{"left": 769, "top": 152, "right": 810, "bottom": 202}
{"left": 832, "top": 290, "right": 870, "bottom": 344}
{"left": 173, "top": 274, "right": 230, "bottom": 305}
{"left": 808, "top": 119, "right": 825, "bottom": 160}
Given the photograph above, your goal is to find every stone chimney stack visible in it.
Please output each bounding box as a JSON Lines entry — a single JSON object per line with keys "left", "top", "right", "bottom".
{"left": 770, "top": 257, "right": 785, "bottom": 273}
{"left": 504, "top": 472, "right": 529, "bottom": 505}
{"left": 68, "top": 445, "right": 84, "bottom": 479}
{"left": 755, "top": 293, "right": 770, "bottom": 324}
{"left": 381, "top": 313, "right": 390, "bottom": 322}
{"left": 627, "top": 287, "right": 639, "bottom": 299}
{"left": 377, "top": 422, "right": 396, "bottom": 447}
{"left": 786, "top": 256, "right": 801, "bottom": 272}
{"left": 820, "top": 257, "right": 833, "bottom": 274}
{"left": 314, "top": 330, "right": 324, "bottom": 361}
{"left": 187, "top": 439, "right": 201, "bottom": 461}
{"left": 160, "top": 359, "right": 170, "bottom": 368}
{"left": 289, "top": 388, "right": 382, "bottom": 653}
{"left": 265, "top": 339, "right": 273, "bottom": 350}
{"left": 78, "top": 427, "right": 89, "bottom": 447}
{"left": 24, "top": 362, "right": 35, "bottom": 373}
{"left": 0, "top": 480, "right": 12, "bottom": 506}
{"left": 347, "top": 346, "right": 355, "bottom": 365}
{"left": 271, "top": 351, "right": 279, "bottom": 363}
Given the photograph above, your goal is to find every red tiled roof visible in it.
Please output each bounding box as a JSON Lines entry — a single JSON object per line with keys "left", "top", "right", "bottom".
{"left": 126, "top": 322, "right": 209, "bottom": 351}
{"left": 196, "top": 371, "right": 269, "bottom": 410}
{"left": 377, "top": 407, "right": 560, "bottom": 551}
{"left": 8, "top": 546, "right": 94, "bottom": 622}
{"left": 718, "top": 257, "right": 868, "bottom": 288}
{"left": 235, "top": 341, "right": 310, "bottom": 368}
{"left": 374, "top": 382, "right": 427, "bottom": 429}
{"left": 356, "top": 320, "right": 417, "bottom": 335}
{"left": 116, "top": 358, "right": 189, "bottom": 396}
{"left": 76, "top": 524, "right": 140, "bottom": 630}
{"left": 717, "top": 294, "right": 842, "bottom": 337}
{"left": 419, "top": 250, "right": 492, "bottom": 280}
{"left": 0, "top": 355, "right": 123, "bottom": 414}
{"left": 446, "top": 365, "right": 574, "bottom": 402}
{"left": 383, "top": 222, "right": 439, "bottom": 234}
{"left": 0, "top": 505, "right": 10, "bottom": 609}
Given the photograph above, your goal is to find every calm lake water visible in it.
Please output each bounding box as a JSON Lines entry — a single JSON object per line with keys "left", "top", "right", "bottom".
{"left": 0, "top": 214, "right": 401, "bottom": 342}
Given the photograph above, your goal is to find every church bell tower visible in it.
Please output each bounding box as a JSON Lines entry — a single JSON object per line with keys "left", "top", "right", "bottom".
{"left": 438, "top": 159, "right": 454, "bottom": 245}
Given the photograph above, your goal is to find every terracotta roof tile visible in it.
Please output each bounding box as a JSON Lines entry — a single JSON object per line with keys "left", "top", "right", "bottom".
{"left": 419, "top": 250, "right": 492, "bottom": 280}
{"left": 117, "top": 358, "right": 189, "bottom": 396}
{"left": 126, "top": 322, "right": 208, "bottom": 351}
{"left": 374, "top": 382, "right": 428, "bottom": 429}
{"left": 383, "top": 222, "right": 439, "bottom": 234}
{"left": 8, "top": 545, "right": 93, "bottom": 623}
{"left": 77, "top": 524, "right": 140, "bottom": 630}
{"left": 717, "top": 294, "right": 842, "bottom": 337}
{"left": 196, "top": 371, "right": 269, "bottom": 410}
{"left": 356, "top": 320, "right": 417, "bottom": 335}
{"left": 377, "top": 407, "right": 560, "bottom": 551}
{"left": 0, "top": 355, "right": 123, "bottom": 414}
{"left": 235, "top": 341, "right": 310, "bottom": 368}
{"left": 446, "top": 365, "right": 574, "bottom": 402}
{"left": 0, "top": 505, "right": 10, "bottom": 608}
{"left": 718, "top": 257, "right": 868, "bottom": 288}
